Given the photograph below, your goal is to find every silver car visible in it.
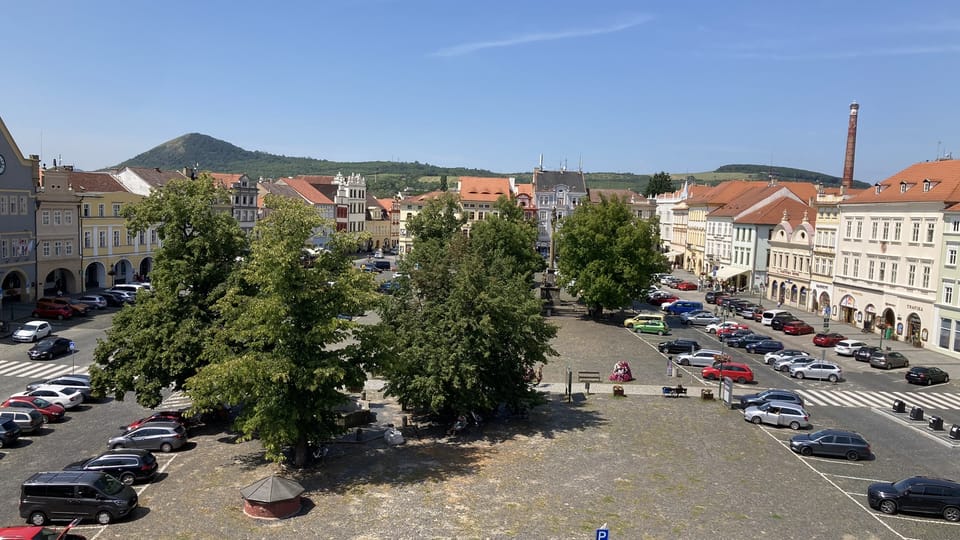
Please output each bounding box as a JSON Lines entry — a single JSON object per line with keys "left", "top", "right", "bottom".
{"left": 743, "top": 401, "right": 811, "bottom": 430}
{"left": 76, "top": 294, "right": 108, "bottom": 309}
{"left": 764, "top": 349, "right": 809, "bottom": 365}
{"left": 682, "top": 312, "right": 721, "bottom": 326}
{"left": 790, "top": 362, "right": 843, "bottom": 382}
{"left": 773, "top": 355, "right": 816, "bottom": 372}
{"left": 674, "top": 349, "right": 724, "bottom": 367}
{"left": 108, "top": 422, "right": 187, "bottom": 453}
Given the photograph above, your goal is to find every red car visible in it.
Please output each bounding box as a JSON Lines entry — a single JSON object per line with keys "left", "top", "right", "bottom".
{"left": 782, "top": 321, "right": 815, "bottom": 335}
{"left": 717, "top": 325, "right": 749, "bottom": 338}
{"left": 650, "top": 295, "right": 679, "bottom": 306}
{"left": 126, "top": 410, "right": 189, "bottom": 432}
{"left": 677, "top": 281, "right": 698, "bottom": 291}
{"left": 701, "top": 362, "right": 755, "bottom": 384}
{"left": 813, "top": 332, "right": 847, "bottom": 347}
{"left": 0, "top": 524, "right": 85, "bottom": 540}
{"left": 29, "top": 303, "right": 73, "bottom": 320}
{"left": 1, "top": 396, "right": 66, "bottom": 422}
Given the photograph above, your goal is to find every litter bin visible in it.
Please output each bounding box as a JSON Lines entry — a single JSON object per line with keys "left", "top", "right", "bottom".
{"left": 950, "top": 424, "right": 960, "bottom": 440}
{"left": 929, "top": 416, "right": 944, "bottom": 431}
{"left": 909, "top": 406, "right": 924, "bottom": 421}
{"left": 892, "top": 400, "right": 906, "bottom": 413}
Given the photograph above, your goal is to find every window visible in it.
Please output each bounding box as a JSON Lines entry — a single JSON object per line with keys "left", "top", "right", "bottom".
{"left": 11, "top": 197, "right": 19, "bottom": 214}
{"left": 53, "top": 241, "right": 62, "bottom": 256}
{"left": 871, "top": 221, "right": 878, "bottom": 240}
{"left": 912, "top": 221, "right": 920, "bottom": 242}
{"left": 83, "top": 203, "right": 91, "bottom": 217}
{"left": 879, "top": 262, "right": 886, "bottom": 281}
{"left": 19, "top": 196, "right": 26, "bottom": 214}
{"left": 894, "top": 221, "right": 902, "bottom": 240}
{"left": 65, "top": 241, "right": 73, "bottom": 256}
{"left": 953, "top": 319, "right": 960, "bottom": 351}
{"left": 65, "top": 210, "right": 73, "bottom": 225}
{"left": 891, "top": 263, "right": 898, "bottom": 283}
{"left": 950, "top": 248, "right": 958, "bottom": 266}
{"left": 98, "top": 231, "right": 106, "bottom": 248}
{"left": 41, "top": 241, "right": 50, "bottom": 257}
{"left": 98, "top": 204, "right": 105, "bottom": 217}
{"left": 842, "top": 257, "right": 849, "bottom": 276}
{"left": 113, "top": 230, "right": 120, "bottom": 247}
{"left": 945, "top": 285, "right": 954, "bottom": 305}
{"left": 927, "top": 222, "right": 936, "bottom": 243}
{"left": 0, "top": 239, "right": 6, "bottom": 258}
{"left": 113, "top": 203, "right": 121, "bottom": 216}
{"left": 855, "top": 220, "right": 862, "bottom": 239}
{"left": 908, "top": 264, "right": 916, "bottom": 286}
{"left": 954, "top": 221, "right": 960, "bottom": 233}
{"left": 882, "top": 221, "right": 889, "bottom": 240}
{"left": 84, "top": 232, "right": 92, "bottom": 248}
{"left": 845, "top": 220, "right": 852, "bottom": 238}
{"left": 922, "top": 266, "right": 931, "bottom": 289}
{"left": 868, "top": 260, "right": 875, "bottom": 280}
{"left": 0, "top": 196, "right": 6, "bottom": 215}
{"left": 41, "top": 211, "right": 50, "bottom": 225}
{"left": 151, "top": 230, "right": 157, "bottom": 243}
{"left": 53, "top": 210, "right": 61, "bottom": 225}
{"left": 853, "top": 259, "right": 859, "bottom": 277}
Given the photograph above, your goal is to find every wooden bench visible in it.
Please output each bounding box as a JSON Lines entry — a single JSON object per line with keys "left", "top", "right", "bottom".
{"left": 661, "top": 385, "right": 687, "bottom": 398}
{"left": 578, "top": 371, "right": 602, "bottom": 394}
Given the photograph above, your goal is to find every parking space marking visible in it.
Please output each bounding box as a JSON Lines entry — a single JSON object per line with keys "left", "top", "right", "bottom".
{"left": 87, "top": 453, "right": 180, "bottom": 540}
{"left": 803, "top": 455, "right": 865, "bottom": 466}
{"left": 824, "top": 473, "right": 891, "bottom": 483}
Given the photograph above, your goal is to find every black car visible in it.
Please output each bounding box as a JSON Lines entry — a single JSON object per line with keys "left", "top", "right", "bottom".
{"left": 27, "top": 337, "right": 72, "bottom": 360}
{"left": 705, "top": 291, "right": 721, "bottom": 304}
{"left": 65, "top": 448, "right": 159, "bottom": 486}
{"left": 719, "top": 329, "right": 754, "bottom": 342}
{"left": 97, "top": 290, "right": 127, "bottom": 307}
{"left": 868, "top": 476, "right": 960, "bottom": 522}
{"left": 739, "top": 389, "right": 804, "bottom": 409}
{"left": 726, "top": 334, "right": 771, "bottom": 348}
{"left": 0, "top": 418, "right": 21, "bottom": 448}
{"left": 790, "top": 429, "right": 871, "bottom": 461}
{"left": 657, "top": 339, "right": 701, "bottom": 354}
{"left": 905, "top": 366, "right": 950, "bottom": 385}
{"left": 718, "top": 297, "right": 741, "bottom": 308}
{"left": 770, "top": 316, "right": 800, "bottom": 331}
{"left": 853, "top": 346, "right": 882, "bottom": 362}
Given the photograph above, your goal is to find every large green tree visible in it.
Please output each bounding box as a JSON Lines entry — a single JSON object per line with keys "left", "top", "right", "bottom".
{"left": 556, "top": 194, "right": 667, "bottom": 317}
{"left": 186, "top": 195, "right": 378, "bottom": 467}
{"left": 467, "top": 196, "right": 546, "bottom": 282}
{"left": 644, "top": 171, "right": 674, "bottom": 197}
{"left": 377, "top": 194, "right": 556, "bottom": 417}
{"left": 89, "top": 175, "right": 247, "bottom": 407}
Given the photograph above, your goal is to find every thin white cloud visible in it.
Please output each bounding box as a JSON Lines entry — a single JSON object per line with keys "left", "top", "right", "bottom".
{"left": 726, "top": 44, "right": 960, "bottom": 61}
{"left": 431, "top": 15, "right": 652, "bottom": 57}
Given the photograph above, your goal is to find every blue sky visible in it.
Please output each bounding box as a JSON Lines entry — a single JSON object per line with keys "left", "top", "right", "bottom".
{"left": 2, "top": 0, "right": 959, "bottom": 182}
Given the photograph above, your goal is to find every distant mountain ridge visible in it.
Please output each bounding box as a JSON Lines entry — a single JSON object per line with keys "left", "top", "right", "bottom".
{"left": 111, "top": 133, "right": 855, "bottom": 194}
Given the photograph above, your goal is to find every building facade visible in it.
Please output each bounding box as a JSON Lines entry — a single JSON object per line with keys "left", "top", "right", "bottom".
{"left": 0, "top": 116, "right": 40, "bottom": 308}
{"left": 36, "top": 166, "right": 82, "bottom": 295}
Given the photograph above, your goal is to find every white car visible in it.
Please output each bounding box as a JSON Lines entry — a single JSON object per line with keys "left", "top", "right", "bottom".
{"left": 706, "top": 321, "right": 744, "bottom": 334}
{"left": 833, "top": 340, "right": 867, "bottom": 356}
{"left": 790, "top": 362, "right": 843, "bottom": 382}
{"left": 25, "top": 375, "right": 93, "bottom": 399}
{"left": 674, "top": 349, "right": 724, "bottom": 367}
{"left": 11, "top": 387, "right": 84, "bottom": 409}
{"left": 76, "top": 294, "right": 108, "bottom": 309}
{"left": 12, "top": 321, "right": 53, "bottom": 343}
{"left": 764, "top": 349, "right": 809, "bottom": 365}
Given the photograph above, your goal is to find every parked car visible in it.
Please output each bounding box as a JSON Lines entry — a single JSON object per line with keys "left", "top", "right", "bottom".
{"left": 623, "top": 314, "right": 666, "bottom": 329}
{"left": 790, "top": 429, "right": 871, "bottom": 461}
{"left": 704, "top": 291, "right": 722, "bottom": 304}
{"left": 97, "top": 290, "right": 129, "bottom": 306}
{"left": 0, "top": 417, "right": 22, "bottom": 448}
{"left": 11, "top": 388, "right": 83, "bottom": 410}
{"left": 665, "top": 301, "right": 703, "bottom": 315}
{"left": 650, "top": 295, "right": 679, "bottom": 306}
{"left": 738, "top": 304, "right": 761, "bottom": 318}
{"left": 0, "top": 408, "right": 44, "bottom": 434}
{"left": 108, "top": 422, "right": 187, "bottom": 452}
{"left": 813, "top": 332, "right": 847, "bottom": 347}
{"left": 25, "top": 376, "right": 93, "bottom": 400}
{"left": 76, "top": 294, "right": 108, "bottom": 309}
{"left": 745, "top": 340, "right": 784, "bottom": 354}
{"left": 27, "top": 337, "right": 72, "bottom": 360}
{"left": 869, "top": 350, "right": 910, "bottom": 370}
{"left": 682, "top": 312, "right": 721, "bottom": 326}
{"left": 749, "top": 307, "right": 765, "bottom": 321}
{"left": 743, "top": 401, "right": 811, "bottom": 430}
{"left": 726, "top": 333, "right": 771, "bottom": 348}
{"left": 126, "top": 411, "right": 190, "bottom": 432}
{"left": 764, "top": 348, "right": 809, "bottom": 365}
{"left": 854, "top": 346, "right": 883, "bottom": 362}
{"left": 657, "top": 339, "right": 701, "bottom": 354}
{"left": 635, "top": 320, "right": 670, "bottom": 336}
{"left": 834, "top": 339, "right": 867, "bottom": 356}
{"left": 706, "top": 321, "right": 748, "bottom": 334}
{"left": 0, "top": 524, "right": 86, "bottom": 540}
{"left": 30, "top": 303, "right": 73, "bottom": 321}
{"left": 36, "top": 297, "right": 89, "bottom": 317}
{"left": 770, "top": 316, "right": 800, "bottom": 331}
{"left": 718, "top": 297, "right": 742, "bottom": 308}
{"left": 676, "top": 281, "right": 698, "bottom": 291}
{"left": 19, "top": 470, "right": 138, "bottom": 526}
{"left": 701, "top": 362, "right": 754, "bottom": 384}
{"left": 739, "top": 389, "right": 805, "bottom": 409}
{"left": 905, "top": 366, "right": 950, "bottom": 385}
{"left": 65, "top": 448, "right": 159, "bottom": 486}
{"left": 104, "top": 289, "right": 137, "bottom": 304}
{"left": 867, "top": 476, "right": 960, "bottom": 522}
{"left": 12, "top": 321, "right": 53, "bottom": 343}
{"left": 790, "top": 362, "right": 843, "bottom": 382}
{"left": 719, "top": 328, "right": 754, "bottom": 342}
{"left": 0, "top": 396, "right": 65, "bottom": 423}
{"left": 782, "top": 320, "right": 815, "bottom": 335}
{"left": 774, "top": 355, "right": 817, "bottom": 373}
{"left": 674, "top": 349, "right": 724, "bottom": 367}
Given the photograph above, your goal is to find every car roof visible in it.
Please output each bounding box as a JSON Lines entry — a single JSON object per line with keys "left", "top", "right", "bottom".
{"left": 129, "top": 421, "right": 182, "bottom": 430}
{"left": 760, "top": 400, "right": 807, "bottom": 409}
{"left": 102, "top": 447, "right": 154, "bottom": 457}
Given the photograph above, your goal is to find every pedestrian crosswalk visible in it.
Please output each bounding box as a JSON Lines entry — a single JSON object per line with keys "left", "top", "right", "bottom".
{"left": 156, "top": 390, "right": 192, "bottom": 411}
{"left": 796, "top": 389, "right": 960, "bottom": 411}
{"left": 0, "top": 359, "right": 88, "bottom": 380}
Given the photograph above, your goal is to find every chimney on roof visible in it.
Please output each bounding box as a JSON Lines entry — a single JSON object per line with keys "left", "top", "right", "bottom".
{"left": 155, "top": 167, "right": 162, "bottom": 173}
{"left": 841, "top": 101, "right": 859, "bottom": 190}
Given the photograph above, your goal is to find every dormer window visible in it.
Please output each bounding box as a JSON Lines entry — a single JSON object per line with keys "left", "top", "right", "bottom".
{"left": 900, "top": 181, "right": 908, "bottom": 193}
{"left": 875, "top": 184, "right": 882, "bottom": 194}
{"left": 923, "top": 179, "right": 931, "bottom": 192}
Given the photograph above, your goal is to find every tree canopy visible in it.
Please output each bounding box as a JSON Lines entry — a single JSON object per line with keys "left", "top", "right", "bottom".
{"left": 644, "top": 171, "right": 674, "bottom": 197}
{"left": 556, "top": 195, "right": 668, "bottom": 316}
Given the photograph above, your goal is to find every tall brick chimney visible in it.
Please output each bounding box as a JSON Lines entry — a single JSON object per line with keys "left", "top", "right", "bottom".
{"left": 842, "top": 101, "right": 859, "bottom": 190}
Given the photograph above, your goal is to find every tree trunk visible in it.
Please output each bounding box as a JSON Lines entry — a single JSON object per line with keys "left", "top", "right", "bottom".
{"left": 294, "top": 437, "right": 309, "bottom": 468}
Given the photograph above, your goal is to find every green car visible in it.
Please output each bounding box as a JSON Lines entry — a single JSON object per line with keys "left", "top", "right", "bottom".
{"left": 635, "top": 320, "right": 670, "bottom": 336}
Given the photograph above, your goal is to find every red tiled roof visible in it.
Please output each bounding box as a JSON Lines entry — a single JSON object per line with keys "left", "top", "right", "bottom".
{"left": 588, "top": 188, "right": 645, "bottom": 204}
{"left": 207, "top": 172, "right": 244, "bottom": 188}
{"left": 69, "top": 171, "right": 128, "bottom": 192}
{"left": 709, "top": 186, "right": 793, "bottom": 217}
{"left": 843, "top": 160, "right": 960, "bottom": 205}
{"left": 684, "top": 181, "right": 762, "bottom": 206}
{"left": 516, "top": 183, "right": 534, "bottom": 197}
{"left": 377, "top": 198, "right": 395, "bottom": 211}
{"left": 736, "top": 198, "right": 814, "bottom": 226}
{"left": 288, "top": 175, "right": 336, "bottom": 185}
{"left": 458, "top": 177, "right": 512, "bottom": 202}
{"left": 280, "top": 177, "right": 335, "bottom": 205}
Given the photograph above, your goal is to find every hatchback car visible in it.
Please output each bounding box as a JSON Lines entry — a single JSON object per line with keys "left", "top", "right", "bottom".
{"left": 65, "top": 448, "right": 159, "bottom": 485}
{"left": 774, "top": 355, "right": 817, "bottom": 372}
{"left": 36, "top": 297, "right": 89, "bottom": 317}
{"left": 11, "top": 388, "right": 83, "bottom": 410}
{"left": 867, "top": 476, "right": 960, "bottom": 522}
{"left": 813, "top": 332, "right": 847, "bottom": 347}
{"left": 870, "top": 350, "right": 909, "bottom": 370}
{"left": 0, "top": 397, "right": 65, "bottom": 423}
{"left": 108, "top": 422, "right": 187, "bottom": 452}
{"left": 650, "top": 295, "right": 679, "bottom": 306}
{"left": 790, "top": 362, "right": 843, "bottom": 382}
{"left": 701, "top": 362, "right": 754, "bottom": 384}
{"left": 738, "top": 304, "right": 761, "bottom": 318}
{"left": 743, "top": 401, "right": 811, "bottom": 430}
{"left": 30, "top": 304, "right": 73, "bottom": 320}
{"left": 706, "top": 321, "right": 747, "bottom": 334}
{"left": 97, "top": 290, "right": 130, "bottom": 306}
{"left": 834, "top": 339, "right": 867, "bottom": 356}
{"left": 657, "top": 339, "right": 701, "bottom": 354}
{"left": 12, "top": 321, "right": 53, "bottom": 343}
{"left": 739, "top": 389, "right": 804, "bottom": 409}
{"left": 854, "top": 346, "right": 883, "bottom": 362}
{"left": 745, "top": 340, "right": 784, "bottom": 354}
{"left": 764, "top": 348, "right": 809, "bottom": 365}
{"left": 126, "top": 411, "right": 189, "bottom": 432}
{"left": 0, "top": 408, "right": 44, "bottom": 434}
{"left": 782, "top": 321, "right": 815, "bottom": 335}
{"left": 704, "top": 291, "right": 722, "bottom": 304}
{"left": 790, "top": 429, "right": 871, "bottom": 461}
{"left": 27, "top": 337, "right": 72, "bottom": 360}
{"left": 26, "top": 376, "right": 93, "bottom": 400}
{"left": 674, "top": 349, "right": 724, "bottom": 367}
{"left": 76, "top": 294, "right": 108, "bottom": 309}
{"left": 905, "top": 366, "right": 950, "bottom": 385}
{"left": 676, "top": 281, "right": 698, "bottom": 291}
{"left": 682, "top": 312, "right": 720, "bottom": 326}
{"left": 635, "top": 320, "right": 670, "bottom": 335}
{"left": 726, "top": 334, "right": 771, "bottom": 349}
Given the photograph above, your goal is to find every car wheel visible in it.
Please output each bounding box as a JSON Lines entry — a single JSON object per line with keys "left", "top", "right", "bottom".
{"left": 40, "top": 415, "right": 48, "bottom": 424}
{"left": 845, "top": 450, "right": 860, "bottom": 461}
{"left": 751, "top": 416, "right": 762, "bottom": 425}
{"left": 96, "top": 510, "right": 113, "bottom": 525}
{"left": 160, "top": 442, "right": 174, "bottom": 453}
{"left": 799, "top": 446, "right": 813, "bottom": 456}
{"left": 111, "top": 443, "right": 125, "bottom": 450}
{"left": 780, "top": 366, "right": 789, "bottom": 373}
{"left": 658, "top": 331, "right": 665, "bottom": 336}
{"left": 29, "top": 511, "right": 47, "bottom": 526}
{"left": 904, "top": 361, "right": 909, "bottom": 367}
{"left": 789, "top": 421, "right": 801, "bottom": 430}
{"left": 681, "top": 359, "right": 690, "bottom": 366}
{"left": 828, "top": 374, "right": 839, "bottom": 383}
{"left": 736, "top": 377, "right": 747, "bottom": 384}
{"left": 796, "top": 372, "right": 805, "bottom": 379}
{"left": 946, "top": 376, "right": 950, "bottom": 383}
{"left": 926, "top": 379, "right": 932, "bottom": 386}
{"left": 944, "top": 506, "right": 960, "bottom": 523}
{"left": 879, "top": 499, "right": 898, "bottom": 515}
{"left": 120, "top": 472, "right": 136, "bottom": 486}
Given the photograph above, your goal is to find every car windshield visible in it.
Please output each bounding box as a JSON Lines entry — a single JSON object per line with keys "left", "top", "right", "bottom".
{"left": 32, "top": 397, "right": 52, "bottom": 407}
{"left": 23, "top": 323, "right": 41, "bottom": 331}
{"left": 808, "top": 429, "right": 829, "bottom": 439}
{"left": 95, "top": 473, "right": 126, "bottom": 495}
{"left": 891, "top": 478, "right": 917, "bottom": 491}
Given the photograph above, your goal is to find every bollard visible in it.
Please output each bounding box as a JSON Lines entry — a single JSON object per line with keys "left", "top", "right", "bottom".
{"left": 909, "top": 406, "right": 924, "bottom": 421}
{"left": 929, "top": 416, "right": 944, "bottom": 431}
{"left": 892, "top": 400, "right": 906, "bottom": 413}
{"left": 950, "top": 424, "right": 960, "bottom": 440}
{"left": 402, "top": 415, "right": 409, "bottom": 428}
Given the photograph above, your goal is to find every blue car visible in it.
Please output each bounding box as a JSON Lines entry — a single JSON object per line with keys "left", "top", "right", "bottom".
{"left": 746, "top": 340, "right": 785, "bottom": 354}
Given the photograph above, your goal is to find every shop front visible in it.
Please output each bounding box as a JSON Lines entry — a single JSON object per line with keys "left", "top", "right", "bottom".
{"left": 839, "top": 294, "right": 857, "bottom": 324}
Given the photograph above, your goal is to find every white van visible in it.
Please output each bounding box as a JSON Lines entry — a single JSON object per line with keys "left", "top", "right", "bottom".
{"left": 761, "top": 309, "right": 789, "bottom": 326}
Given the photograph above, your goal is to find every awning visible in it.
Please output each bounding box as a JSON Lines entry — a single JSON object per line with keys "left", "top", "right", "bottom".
{"left": 715, "top": 266, "right": 748, "bottom": 280}
{"left": 663, "top": 250, "right": 683, "bottom": 258}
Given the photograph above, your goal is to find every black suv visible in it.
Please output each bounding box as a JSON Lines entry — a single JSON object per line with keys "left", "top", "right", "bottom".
{"left": 65, "top": 448, "right": 159, "bottom": 486}
{"left": 790, "top": 429, "right": 871, "bottom": 461}
{"left": 868, "top": 476, "right": 960, "bottom": 522}
{"left": 657, "top": 339, "right": 701, "bottom": 354}
{"left": 739, "top": 389, "right": 804, "bottom": 409}
{"left": 854, "top": 346, "right": 882, "bottom": 362}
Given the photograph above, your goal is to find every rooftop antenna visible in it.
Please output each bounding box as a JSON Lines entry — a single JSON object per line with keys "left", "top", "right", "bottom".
{"left": 539, "top": 153, "right": 543, "bottom": 170}
{"left": 578, "top": 153, "right": 582, "bottom": 172}
{"left": 937, "top": 141, "right": 942, "bottom": 161}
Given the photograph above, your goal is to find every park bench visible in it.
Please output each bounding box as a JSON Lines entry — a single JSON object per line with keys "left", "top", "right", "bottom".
{"left": 661, "top": 384, "right": 687, "bottom": 398}
{"left": 578, "top": 371, "right": 602, "bottom": 394}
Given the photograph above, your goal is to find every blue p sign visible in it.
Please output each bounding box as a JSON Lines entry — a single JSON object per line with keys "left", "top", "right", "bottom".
{"left": 596, "top": 529, "right": 609, "bottom": 540}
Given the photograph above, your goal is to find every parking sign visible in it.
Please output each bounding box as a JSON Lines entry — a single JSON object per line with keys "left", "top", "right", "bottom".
{"left": 596, "top": 527, "right": 609, "bottom": 539}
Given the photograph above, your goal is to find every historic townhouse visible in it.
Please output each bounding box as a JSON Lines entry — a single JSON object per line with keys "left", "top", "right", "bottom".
{"left": 533, "top": 167, "right": 587, "bottom": 257}
{"left": 683, "top": 181, "right": 760, "bottom": 279}
{"left": 397, "top": 191, "right": 442, "bottom": 254}
{"left": 267, "top": 177, "right": 336, "bottom": 249}
{"left": 277, "top": 173, "right": 367, "bottom": 234}
{"left": 937, "top": 202, "right": 960, "bottom": 358}
{"left": 587, "top": 189, "right": 655, "bottom": 220}
{"left": 655, "top": 181, "right": 698, "bottom": 267}
{"left": 36, "top": 166, "right": 82, "bottom": 295}
{"left": 835, "top": 160, "right": 960, "bottom": 348}
{"left": 208, "top": 172, "right": 259, "bottom": 233}
{"left": 0, "top": 116, "right": 39, "bottom": 306}
{"left": 364, "top": 195, "right": 391, "bottom": 251}
{"left": 457, "top": 176, "right": 514, "bottom": 234}
{"left": 808, "top": 186, "right": 859, "bottom": 322}
{"left": 515, "top": 183, "right": 536, "bottom": 221}
{"left": 765, "top": 202, "right": 818, "bottom": 310}
{"left": 378, "top": 196, "right": 400, "bottom": 251}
